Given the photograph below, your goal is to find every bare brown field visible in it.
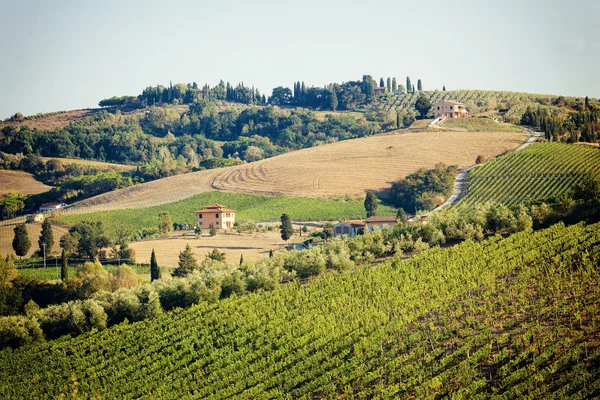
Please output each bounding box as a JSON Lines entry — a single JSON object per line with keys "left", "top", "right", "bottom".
{"left": 67, "top": 130, "right": 526, "bottom": 214}
{"left": 129, "top": 230, "right": 302, "bottom": 268}
{"left": 0, "top": 222, "right": 68, "bottom": 258}
{"left": 40, "top": 157, "right": 135, "bottom": 171}
{"left": 0, "top": 170, "right": 53, "bottom": 196}
{"left": 0, "top": 109, "right": 95, "bottom": 131}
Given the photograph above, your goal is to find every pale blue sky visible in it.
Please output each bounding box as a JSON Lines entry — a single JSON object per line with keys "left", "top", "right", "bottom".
{"left": 1, "top": 0, "right": 598, "bottom": 119}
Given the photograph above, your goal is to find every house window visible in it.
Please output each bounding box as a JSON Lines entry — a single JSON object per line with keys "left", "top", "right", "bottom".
{"left": 216, "top": 214, "right": 219, "bottom": 218}
{"left": 437, "top": 106, "right": 440, "bottom": 110}
{"left": 450, "top": 106, "right": 453, "bottom": 110}
{"left": 199, "top": 222, "right": 202, "bottom": 226}
{"left": 335, "top": 227, "right": 341, "bottom": 234}
{"left": 198, "top": 214, "right": 202, "bottom": 219}
{"left": 343, "top": 227, "right": 349, "bottom": 234}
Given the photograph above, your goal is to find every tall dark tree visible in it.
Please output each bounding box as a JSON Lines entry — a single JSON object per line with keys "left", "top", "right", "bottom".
{"left": 392, "top": 77, "right": 397, "bottom": 92}
{"left": 379, "top": 77, "right": 385, "bottom": 87}
{"left": 406, "top": 76, "right": 412, "bottom": 93}
{"left": 415, "top": 94, "right": 432, "bottom": 119}
{"left": 12, "top": 224, "right": 30, "bottom": 257}
{"left": 396, "top": 208, "right": 408, "bottom": 225}
{"left": 172, "top": 244, "right": 197, "bottom": 277}
{"left": 38, "top": 219, "right": 54, "bottom": 254}
{"left": 60, "top": 248, "right": 68, "bottom": 281}
{"left": 412, "top": 86, "right": 415, "bottom": 95}
{"left": 239, "top": 254, "right": 244, "bottom": 266}
{"left": 150, "top": 248, "right": 160, "bottom": 281}
{"left": 442, "top": 85, "right": 446, "bottom": 91}
{"left": 362, "top": 75, "right": 377, "bottom": 103}
{"left": 364, "top": 191, "right": 378, "bottom": 218}
{"left": 280, "top": 214, "right": 294, "bottom": 243}
{"left": 386, "top": 77, "right": 392, "bottom": 92}
{"left": 330, "top": 88, "right": 338, "bottom": 111}
{"left": 417, "top": 79, "right": 422, "bottom": 91}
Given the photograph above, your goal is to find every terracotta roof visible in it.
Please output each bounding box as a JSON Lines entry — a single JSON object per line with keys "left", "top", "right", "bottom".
{"left": 195, "top": 204, "right": 236, "bottom": 213}
{"left": 335, "top": 220, "right": 366, "bottom": 226}
{"left": 435, "top": 99, "right": 465, "bottom": 105}
{"left": 364, "top": 216, "right": 397, "bottom": 223}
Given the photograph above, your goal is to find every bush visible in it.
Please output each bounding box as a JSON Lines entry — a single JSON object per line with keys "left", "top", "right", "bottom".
{"left": 0, "top": 315, "right": 43, "bottom": 349}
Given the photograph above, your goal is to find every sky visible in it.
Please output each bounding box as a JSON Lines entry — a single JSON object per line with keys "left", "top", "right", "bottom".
{"left": 1, "top": 0, "right": 599, "bottom": 119}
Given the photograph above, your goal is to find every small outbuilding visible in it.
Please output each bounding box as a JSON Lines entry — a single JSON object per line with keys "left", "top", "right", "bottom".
{"left": 333, "top": 220, "right": 366, "bottom": 238}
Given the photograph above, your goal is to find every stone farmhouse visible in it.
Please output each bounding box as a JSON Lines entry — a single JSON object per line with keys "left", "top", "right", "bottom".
{"left": 433, "top": 100, "right": 468, "bottom": 119}
{"left": 195, "top": 204, "right": 236, "bottom": 230}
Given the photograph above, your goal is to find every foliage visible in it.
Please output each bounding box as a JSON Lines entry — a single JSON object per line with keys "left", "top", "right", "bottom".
{"left": 172, "top": 244, "right": 198, "bottom": 277}
{"left": 363, "top": 191, "right": 378, "bottom": 217}
{"left": 207, "top": 249, "right": 226, "bottom": 262}
{"left": 38, "top": 219, "right": 54, "bottom": 254}
{"left": 280, "top": 214, "right": 293, "bottom": 243}
{"left": 60, "top": 221, "right": 110, "bottom": 258}
{"left": 391, "top": 163, "right": 457, "bottom": 213}
{"left": 158, "top": 211, "right": 173, "bottom": 236}
{"left": 0, "top": 192, "right": 25, "bottom": 220}
{"left": 60, "top": 249, "right": 68, "bottom": 281}
{"left": 414, "top": 93, "right": 432, "bottom": 118}
{"left": 150, "top": 249, "right": 160, "bottom": 282}
{"left": 12, "top": 224, "right": 30, "bottom": 257}
{"left": 0, "top": 222, "right": 598, "bottom": 397}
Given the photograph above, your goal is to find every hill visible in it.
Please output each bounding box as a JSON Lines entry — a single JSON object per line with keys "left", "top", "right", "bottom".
{"left": 0, "top": 109, "right": 95, "bottom": 131}
{"left": 68, "top": 130, "right": 526, "bottom": 214}
{"left": 457, "top": 142, "right": 600, "bottom": 207}
{"left": 0, "top": 170, "right": 52, "bottom": 196}
{"left": 39, "top": 156, "right": 135, "bottom": 171}
{"left": 1, "top": 221, "right": 598, "bottom": 398}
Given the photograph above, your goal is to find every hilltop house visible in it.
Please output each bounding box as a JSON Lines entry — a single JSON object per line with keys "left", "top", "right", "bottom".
{"left": 374, "top": 87, "right": 387, "bottom": 95}
{"left": 333, "top": 220, "right": 366, "bottom": 238}
{"left": 195, "top": 204, "right": 236, "bottom": 230}
{"left": 39, "top": 202, "right": 67, "bottom": 213}
{"left": 26, "top": 213, "right": 44, "bottom": 223}
{"left": 433, "top": 100, "right": 468, "bottom": 119}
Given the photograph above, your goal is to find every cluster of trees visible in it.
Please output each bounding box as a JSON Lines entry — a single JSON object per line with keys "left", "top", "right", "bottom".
{"left": 391, "top": 163, "right": 458, "bottom": 213}
{"left": 521, "top": 105, "right": 600, "bottom": 143}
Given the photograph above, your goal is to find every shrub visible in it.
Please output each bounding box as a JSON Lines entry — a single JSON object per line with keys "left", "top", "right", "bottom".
{"left": 0, "top": 315, "right": 43, "bottom": 349}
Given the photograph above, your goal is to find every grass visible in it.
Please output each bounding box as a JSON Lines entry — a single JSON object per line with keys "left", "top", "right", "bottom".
{"left": 457, "top": 142, "right": 600, "bottom": 207}
{"left": 39, "top": 157, "right": 135, "bottom": 171}
{"left": 0, "top": 222, "right": 68, "bottom": 258}
{"left": 0, "top": 170, "right": 53, "bottom": 196}
{"left": 435, "top": 117, "right": 523, "bottom": 132}
{"left": 68, "top": 130, "right": 526, "bottom": 215}
{"left": 57, "top": 191, "right": 396, "bottom": 239}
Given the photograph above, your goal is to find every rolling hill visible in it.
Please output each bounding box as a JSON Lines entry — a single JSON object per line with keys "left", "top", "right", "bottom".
{"left": 0, "top": 170, "right": 52, "bottom": 196}
{"left": 68, "top": 130, "right": 526, "bottom": 214}
{"left": 457, "top": 142, "right": 600, "bottom": 207}
{"left": 1, "top": 221, "right": 598, "bottom": 398}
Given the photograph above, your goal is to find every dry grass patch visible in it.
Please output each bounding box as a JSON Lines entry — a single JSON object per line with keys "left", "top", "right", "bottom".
{"left": 68, "top": 130, "right": 526, "bottom": 214}
{"left": 129, "top": 230, "right": 297, "bottom": 268}
{"left": 0, "top": 222, "right": 68, "bottom": 258}
{"left": 0, "top": 170, "right": 53, "bottom": 196}
{"left": 0, "top": 109, "right": 94, "bottom": 131}
{"left": 39, "top": 157, "right": 134, "bottom": 171}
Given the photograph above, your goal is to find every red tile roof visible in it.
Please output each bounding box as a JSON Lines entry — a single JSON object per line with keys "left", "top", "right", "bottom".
{"left": 364, "top": 216, "right": 397, "bottom": 223}
{"left": 195, "top": 204, "right": 236, "bottom": 213}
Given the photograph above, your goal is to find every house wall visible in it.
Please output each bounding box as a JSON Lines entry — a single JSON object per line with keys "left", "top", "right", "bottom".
{"left": 366, "top": 222, "right": 396, "bottom": 231}
{"left": 333, "top": 224, "right": 362, "bottom": 238}
{"left": 433, "top": 101, "right": 468, "bottom": 119}
{"left": 196, "top": 212, "right": 236, "bottom": 230}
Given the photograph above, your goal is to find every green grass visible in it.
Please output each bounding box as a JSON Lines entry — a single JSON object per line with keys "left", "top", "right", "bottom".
{"left": 1, "top": 222, "right": 598, "bottom": 398}
{"left": 57, "top": 191, "right": 396, "bottom": 239}
{"left": 436, "top": 117, "right": 523, "bottom": 132}
{"left": 457, "top": 142, "right": 600, "bottom": 207}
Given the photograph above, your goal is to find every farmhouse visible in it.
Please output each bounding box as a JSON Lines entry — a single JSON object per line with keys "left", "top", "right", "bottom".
{"left": 433, "top": 100, "right": 468, "bottom": 119}
{"left": 195, "top": 204, "right": 236, "bottom": 230}
{"left": 364, "top": 216, "right": 397, "bottom": 231}
{"left": 333, "top": 220, "right": 366, "bottom": 238}
{"left": 39, "top": 202, "right": 67, "bottom": 213}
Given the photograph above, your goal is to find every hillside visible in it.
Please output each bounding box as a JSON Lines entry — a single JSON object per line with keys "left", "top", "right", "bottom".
{"left": 0, "top": 109, "right": 95, "bottom": 131}
{"left": 0, "top": 170, "right": 52, "bottom": 196}
{"left": 39, "top": 156, "right": 135, "bottom": 171}
{"left": 68, "top": 130, "right": 526, "bottom": 214}
{"left": 457, "top": 142, "right": 600, "bottom": 207}
{"left": 1, "top": 221, "right": 598, "bottom": 398}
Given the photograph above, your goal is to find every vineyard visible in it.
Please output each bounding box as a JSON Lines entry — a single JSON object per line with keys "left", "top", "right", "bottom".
{"left": 57, "top": 191, "right": 395, "bottom": 239}
{"left": 0, "top": 221, "right": 598, "bottom": 398}
{"left": 457, "top": 142, "right": 600, "bottom": 207}
{"left": 374, "top": 89, "right": 566, "bottom": 123}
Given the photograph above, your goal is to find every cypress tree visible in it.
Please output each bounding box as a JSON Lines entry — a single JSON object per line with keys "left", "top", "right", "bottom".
{"left": 406, "top": 76, "right": 412, "bottom": 93}
{"left": 269, "top": 249, "right": 274, "bottom": 258}
{"left": 280, "top": 214, "right": 294, "bottom": 243}
{"left": 392, "top": 77, "right": 397, "bottom": 92}
{"left": 379, "top": 77, "right": 385, "bottom": 87}
{"left": 417, "top": 79, "right": 422, "bottom": 91}
{"left": 38, "top": 219, "right": 54, "bottom": 254}
{"left": 150, "top": 248, "right": 160, "bottom": 281}
{"left": 331, "top": 89, "right": 338, "bottom": 111}
{"left": 364, "top": 191, "right": 379, "bottom": 218}
{"left": 61, "top": 248, "right": 68, "bottom": 281}
{"left": 412, "top": 86, "right": 415, "bottom": 95}
{"left": 239, "top": 254, "right": 244, "bottom": 266}
{"left": 443, "top": 85, "right": 446, "bottom": 91}
{"left": 12, "top": 223, "right": 30, "bottom": 258}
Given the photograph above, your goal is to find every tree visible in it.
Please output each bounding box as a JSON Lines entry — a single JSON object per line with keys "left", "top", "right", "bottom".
{"left": 386, "top": 77, "right": 392, "bottom": 92}
{"left": 0, "top": 192, "right": 25, "bottom": 220}
{"left": 61, "top": 249, "right": 68, "bottom": 281}
{"left": 406, "top": 76, "right": 412, "bottom": 93}
{"left": 320, "top": 223, "right": 334, "bottom": 242}
{"left": 207, "top": 248, "right": 226, "bottom": 261}
{"left": 172, "top": 244, "right": 197, "bottom": 277}
{"left": 0, "top": 255, "right": 17, "bottom": 285}
{"left": 379, "top": 77, "right": 385, "bottom": 87}
{"left": 415, "top": 94, "right": 432, "bottom": 119}
{"left": 364, "top": 191, "right": 378, "bottom": 217}
{"left": 239, "top": 254, "right": 244, "bottom": 266}
{"left": 150, "top": 249, "right": 160, "bottom": 281}
{"left": 396, "top": 208, "right": 407, "bottom": 225}
{"left": 38, "top": 219, "right": 54, "bottom": 254}
{"left": 442, "top": 85, "right": 446, "bottom": 91}
{"left": 362, "top": 75, "right": 377, "bottom": 103}
{"left": 392, "top": 77, "right": 397, "bottom": 92}
{"left": 194, "top": 226, "right": 202, "bottom": 238}
{"left": 269, "top": 249, "right": 273, "bottom": 258}
{"left": 269, "top": 86, "right": 292, "bottom": 105}
{"left": 417, "top": 79, "right": 422, "bottom": 91}
{"left": 12, "top": 224, "right": 30, "bottom": 257}
{"left": 62, "top": 221, "right": 110, "bottom": 259}
{"left": 158, "top": 211, "right": 173, "bottom": 236}
{"left": 209, "top": 224, "right": 217, "bottom": 236}
{"left": 118, "top": 242, "right": 135, "bottom": 263}
{"left": 280, "top": 214, "right": 293, "bottom": 243}
{"left": 330, "top": 89, "right": 338, "bottom": 111}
